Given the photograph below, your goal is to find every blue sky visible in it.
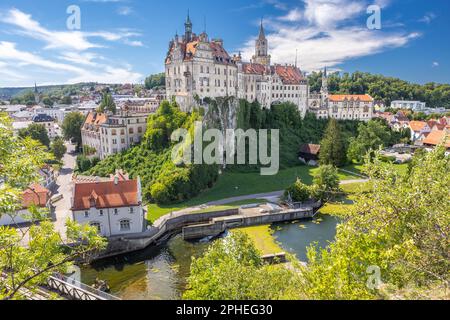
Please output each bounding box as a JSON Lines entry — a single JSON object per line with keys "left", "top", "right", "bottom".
{"left": 0, "top": 0, "right": 449, "bottom": 87}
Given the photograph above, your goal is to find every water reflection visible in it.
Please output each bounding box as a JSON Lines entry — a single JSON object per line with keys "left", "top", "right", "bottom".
{"left": 81, "top": 214, "right": 339, "bottom": 300}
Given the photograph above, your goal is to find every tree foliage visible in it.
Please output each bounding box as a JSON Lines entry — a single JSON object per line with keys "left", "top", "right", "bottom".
{"left": 309, "top": 71, "right": 450, "bottom": 109}
{"left": 0, "top": 114, "right": 106, "bottom": 300}
{"left": 144, "top": 73, "right": 166, "bottom": 90}
{"left": 50, "top": 137, "right": 67, "bottom": 161}
{"left": 185, "top": 147, "right": 450, "bottom": 300}
{"left": 97, "top": 92, "right": 116, "bottom": 114}
{"left": 347, "top": 119, "right": 401, "bottom": 163}
{"left": 319, "top": 119, "right": 347, "bottom": 167}
{"left": 18, "top": 123, "right": 50, "bottom": 148}
{"left": 62, "top": 112, "right": 85, "bottom": 148}
{"left": 184, "top": 232, "right": 301, "bottom": 300}
{"left": 85, "top": 100, "right": 219, "bottom": 204}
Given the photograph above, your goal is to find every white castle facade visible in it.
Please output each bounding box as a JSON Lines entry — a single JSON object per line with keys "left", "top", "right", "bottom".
{"left": 165, "top": 15, "right": 309, "bottom": 115}
{"left": 164, "top": 14, "right": 374, "bottom": 122}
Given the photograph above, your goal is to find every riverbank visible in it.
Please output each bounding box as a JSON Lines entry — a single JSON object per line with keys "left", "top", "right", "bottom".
{"left": 148, "top": 165, "right": 362, "bottom": 223}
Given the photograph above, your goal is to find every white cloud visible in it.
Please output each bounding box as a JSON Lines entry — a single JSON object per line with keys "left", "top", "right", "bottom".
{"left": 117, "top": 6, "right": 133, "bottom": 16}
{"left": 419, "top": 13, "right": 436, "bottom": 24}
{"left": 240, "top": 0, "right": 419, "bottom": 72}
{"left": 0, "top": 41, "right": 142, "bottom": 86}
{"left": 0, "top": 8, "right": 142, "bottom": 51}
{"left": 432, "top": 61, "right": 439, "bottom": 68}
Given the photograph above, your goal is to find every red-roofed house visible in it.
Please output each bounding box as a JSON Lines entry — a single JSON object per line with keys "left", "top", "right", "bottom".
{"left": 71, "top": 171, "right": 144, "bottom": 237}
{"left": 422, "top": 130, "right": 450, "bottom": 155}
{"left": 409, "top": 121, "right": 431, "bottom": 142}
{"left": 0, "top": 184, "right": 51, "bottom": 226}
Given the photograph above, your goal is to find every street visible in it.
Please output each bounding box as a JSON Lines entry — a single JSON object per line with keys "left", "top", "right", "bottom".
{"left": 52, "top": 143, "right": 77, "bottom": 240}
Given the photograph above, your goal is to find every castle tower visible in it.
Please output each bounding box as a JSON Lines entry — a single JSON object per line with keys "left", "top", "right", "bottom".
{"left": 321, "top": 67, "right": 328, "bottom": 96}
{"left": 321, "top": 67, "right": 329, "bottom": 108}
{"left": 185, "top": 11, "right": 193, "bottom": 42}
{"left": 252, "top": 19, "right": 271, "bottom": 66}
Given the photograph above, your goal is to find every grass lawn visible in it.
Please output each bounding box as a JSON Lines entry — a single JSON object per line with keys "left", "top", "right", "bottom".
{"left": 147, "top": 166, "right": 363, "bottom": 223}
{"left": 342, "top": 163, "right": 409, "bottom": 177}
{"left": 320, "top": 197, "right": 356, "bottom": 216}
{"left": 235, "top": 225, "right": 284, "bottom": 255}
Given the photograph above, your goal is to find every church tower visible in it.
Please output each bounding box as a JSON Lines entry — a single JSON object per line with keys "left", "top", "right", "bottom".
{"left": 252, "top": 19, "right": 271, "bottom": 66}
{"left": 321, "top": 67, "right": 329, "bottom": 95}
{"left": 185, "top": 11, "right": 193, "bottom": 42}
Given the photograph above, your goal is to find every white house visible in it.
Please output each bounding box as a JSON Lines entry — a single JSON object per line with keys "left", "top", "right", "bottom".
{"left": 32, "top": 113, "right": 58, "bottom": 139}
{"left": 409, "top": 121, "right": 431, "bottom": 142}
{"left": 391, "top": 100, "right": 426, "bottom": 111}
{"left": 0, "top": 184, "right": 50, "bottom": 226}
{"left": 71, "top": 171, "right": 145, "bottom": 237}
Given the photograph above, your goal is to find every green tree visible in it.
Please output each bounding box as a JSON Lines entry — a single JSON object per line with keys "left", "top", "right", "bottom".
{"left": 319, "top": 119, "right": 346, "bottom": 167}
{"left": 50, "top": 137, "right": 67, "bottom": 161}
{"left": 42, "top": 96, "right": 54, "bottom": 107}
{"left": 184, "top": 231, "right": 301, "bottom": 300}
{"left": 312, "top": 165, "right": 341, "bottom": 201}
{"left": 18, "top": 123, "right": 50, "bottom": 148}
{"left": 300, "top": 147, "right": 450, "bottom": 299}
{"left": 0, "top": 114, "right": 106, "bottom": 300}
{"left": 97, "top": 92, "right": 116, "bottom": 114}
{"left": 144, "top": 73, "right": 166, "bottom": 90}
{"left": 284, "top": 178, "right": 311, "bottom": 203}
{"left": 62, "top": 112, "right": 85, "bottom": 149}
{"left": 347, "top": 120, "right": 394, "bottom": 163}
{"left": 60, "top": 95, "right": 72, "bottom": 105}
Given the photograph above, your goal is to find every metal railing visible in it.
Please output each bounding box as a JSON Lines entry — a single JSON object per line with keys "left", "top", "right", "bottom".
{"left": 48, "top": 274, "right": 121, "bottom": 301}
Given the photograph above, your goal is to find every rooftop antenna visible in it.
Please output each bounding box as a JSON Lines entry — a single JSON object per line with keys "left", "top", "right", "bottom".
{"left": 204, "top": 15, "right": 206, "bottom": 33}
{"left": 295, "top": 49, "right": 298, "bottom": 68}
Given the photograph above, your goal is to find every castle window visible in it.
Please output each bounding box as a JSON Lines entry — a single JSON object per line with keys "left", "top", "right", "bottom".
{"left": 120, "top": 219, "right": 131, "bottom": 231}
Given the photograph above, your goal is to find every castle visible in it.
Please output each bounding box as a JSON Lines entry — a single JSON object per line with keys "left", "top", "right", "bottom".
{"left": 165, "top": 13, "right": 374, "bottom": 121}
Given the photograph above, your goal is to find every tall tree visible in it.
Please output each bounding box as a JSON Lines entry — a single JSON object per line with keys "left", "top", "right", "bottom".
{"left": 62, "top": 112, "right": 85, "bottom": 149}
{"left": 18, "top": 123, "right": 50, "bottom": 148}
{"left": 97, "top": 92, "right": 116, "bottom": 114}
{"left": 347, "top": 120, "right": 394, "bottom": 163}
{"left": 50, "top": 137, "right": 67, "bottom": 161}
{"left": 144, "top": 73, "right": 166, "bottom": 90}
{"left": 0, "top": 114, "right": 106, "bottom": 300}
{"left": 319, "top": 119, "right": 346, "bottom": 167}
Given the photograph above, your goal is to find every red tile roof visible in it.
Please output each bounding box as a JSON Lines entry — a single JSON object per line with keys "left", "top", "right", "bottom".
{"left": 328, "top": 94, "right": 374, "bottom": 102}
{"left": 22, "top": 184, "right": 49, "bottom": 209}
{"left": 409, "top": 121, "right": 429, "bottom": 132}
{"left": 423, "top": 130, "right": 450, "bottom": 148}
{"left": 84, "top": 112, "right": 107, "bottom": 128}
{"left": 273, "top": 65, "right": 305, "bottom": 85}
{"left": 72, "top": 179, "right": 140, "bottom": 211}
{"left": 242, "top": 63, "right": 268, "bottom": 75}
{"left": 299, "top": 144, "right": 321, "bottom": 156}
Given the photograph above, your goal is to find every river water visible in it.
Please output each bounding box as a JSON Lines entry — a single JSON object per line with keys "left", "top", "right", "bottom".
{"left": 81, "top": 214, "right": 339, "bottom": 300}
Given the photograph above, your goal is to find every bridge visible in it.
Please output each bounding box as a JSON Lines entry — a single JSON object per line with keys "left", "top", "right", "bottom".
{"left": 2, "top": 272, "right": 120, "bottom": 300}
{"left": 46, "top": 274, "right": 121, "bottom": 300}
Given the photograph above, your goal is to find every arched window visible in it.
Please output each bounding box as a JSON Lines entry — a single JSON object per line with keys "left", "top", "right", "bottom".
{"left": 90, "top": 222, "right": 101, "bottom": 234}
{"left": 120, "top": 219, "right": 131, "bottom": 231}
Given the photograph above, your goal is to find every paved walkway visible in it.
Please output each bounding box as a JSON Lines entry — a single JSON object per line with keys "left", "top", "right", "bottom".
{"left": 205, "top": 178, "right": 369, "bottom": 206}
{"left": 52, "top": 143, "right": 77, "bottom": 239}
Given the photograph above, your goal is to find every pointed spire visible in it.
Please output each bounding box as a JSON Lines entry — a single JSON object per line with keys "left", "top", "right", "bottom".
{"left": 324, "top": 66, "right": 328, "bottom": 77}
{"left": 258, "top": 17, "right": 266, "bottom": 39}
{"left": 186, "top": 9, "right": 191, "bottom": 24}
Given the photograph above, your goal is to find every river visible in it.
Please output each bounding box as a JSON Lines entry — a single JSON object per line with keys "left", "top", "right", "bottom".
{"left": 81, "top": 214, "right": 339, "bottom": 300}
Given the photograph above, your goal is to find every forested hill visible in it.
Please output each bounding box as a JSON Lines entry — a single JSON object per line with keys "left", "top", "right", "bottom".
{"left": 308, "top": 71, "right": 450, "bottom": 109}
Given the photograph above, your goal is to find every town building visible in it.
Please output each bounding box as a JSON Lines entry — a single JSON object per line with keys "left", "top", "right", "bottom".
{"left": 81, "top": 110, "right": 151, "bottom": 160}
{"left": 32, "top": 113, "right": 58, "bottom": 139}
{"left": 308, "top": 70, "right": 374, "bottom": 121}
{"left": 0, "top": 184, "right": 51, "bottom": 226}
{"left": 71, "top": 171, "right": 145, "bottom": 237}
{"left": 391, "top": 100, "right": 426, "bottom": 111}
{"left": 409, "top": 121, "right": 431, "bottom": 142}
{"left": 422, "top": 130, "right": 450, "bottom": 155}
{"left": 165, "top": 15, "right": 309, "bottom": 114}
{"left": 298, "top": 144, "right": 321, "bottom": 166}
